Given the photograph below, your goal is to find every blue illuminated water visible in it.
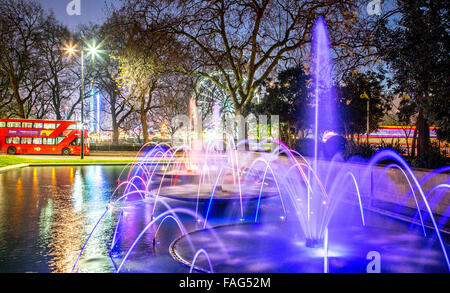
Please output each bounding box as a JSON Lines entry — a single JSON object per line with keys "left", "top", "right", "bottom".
{"left": 0, "top": 164, "right": 448, "bottom": 273}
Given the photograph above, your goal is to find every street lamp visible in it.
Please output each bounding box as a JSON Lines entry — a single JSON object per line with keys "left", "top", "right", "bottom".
{"left": 64, "top": 40, "right": 104, "bottom": 159}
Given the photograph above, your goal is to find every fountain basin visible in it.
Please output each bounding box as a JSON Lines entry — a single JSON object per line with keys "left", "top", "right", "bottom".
{"left": 152, "top": 183, "right": 280, "bottom": 202}
{"left": 169, "top": 221, "right": 449, "bottom": 273}
{"left": 152, "top": 171, "right": 200, "bottom": 184}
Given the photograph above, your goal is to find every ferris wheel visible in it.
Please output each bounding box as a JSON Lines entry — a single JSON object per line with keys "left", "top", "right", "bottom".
{"left": 194, "top": 70, "right": 261, "bottom": 127}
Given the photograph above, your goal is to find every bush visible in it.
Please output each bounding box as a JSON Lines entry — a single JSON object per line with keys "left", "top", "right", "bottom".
{"left": 294, "top": 138, "right": 318, "bottom": 157}
{"left": 378, "top": 141, "right": 405, "bottom": 155}
{"left": 409, "top": 144, "right": 449, "bottom": 169}
{"left": 344, "top": 142, "right": 377, "bottom": 160}
{"left": 294, "top": 136, "right": 347, "bottom": 159}
{"left": 323, "top": 135, "right": 347, "bottom": 159}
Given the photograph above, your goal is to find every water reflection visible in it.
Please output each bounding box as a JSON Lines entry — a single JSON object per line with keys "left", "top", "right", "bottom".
{"left": 0, "top": 165, "right": 125, "bottom": 272}
{"left": 72, "top": 169, "right": 83, "bottom": 214}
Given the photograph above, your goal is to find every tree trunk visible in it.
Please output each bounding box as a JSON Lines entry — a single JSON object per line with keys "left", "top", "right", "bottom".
{"left": 112, "top": 122, "right": 119, "bottom": 144}
{"left": 111, "top": 101, "right": 119, "bottom": 144}
{"left": 141, "top": 112, "right": 149, "bottom": 144}
{"left": 54, "top": 78, "right": 62, "bottom": 120}
{"left": 13, "top": 85, "right": 25, "bottom": 118}
{"left": 416, "top": 108, "right": 430, "bottom": 156}
{"left": 55, "top": 101, "right": 62, "bottom": 120}
{"left": 235, "top": 107, "right": 247, "bottom": 150}
{"left": 244, "top": 118, "right": 250, "bottom": 151}
{"left": 17, "top": 101, "right": 25, "bottom": 118}
{"left": 401, "top": 128, "right": 411, "bottom": 157}
{"left": 287, "top": 121, "right": 292, "bottom": 149}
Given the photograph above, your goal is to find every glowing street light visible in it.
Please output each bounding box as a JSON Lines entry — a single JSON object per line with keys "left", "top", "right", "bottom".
{"left": 63, "top": 40, "right": 78, "bottom": 58}
{"left": 66, "top": 47, "right": 75, "bottom": 55}
{"left": 86, "top": 41, "right": 104, "bottom": 60}
{"left": 63, "top": 40, "right": 104, "bottom": 159}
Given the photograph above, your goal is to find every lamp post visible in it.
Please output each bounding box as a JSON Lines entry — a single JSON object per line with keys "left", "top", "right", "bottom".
{"left": 80, "top": 50, "right": 85, "bottom": 159}
{"left": 64, "top": 40, "right": 103, "bottom": 159}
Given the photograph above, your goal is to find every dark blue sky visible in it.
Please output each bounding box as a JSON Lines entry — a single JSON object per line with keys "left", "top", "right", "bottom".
{"left": 38, "top": 0, "right": 122, "bottom": 30}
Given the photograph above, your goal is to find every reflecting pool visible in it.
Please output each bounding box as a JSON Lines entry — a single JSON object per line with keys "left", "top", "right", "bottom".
{"left": 0, "top": 166, "right": 126, "bottom": 273}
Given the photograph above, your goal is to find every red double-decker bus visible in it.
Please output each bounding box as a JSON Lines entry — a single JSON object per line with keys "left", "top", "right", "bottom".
{"left": 0, "top": 119, "right": 90, "bottom": 155}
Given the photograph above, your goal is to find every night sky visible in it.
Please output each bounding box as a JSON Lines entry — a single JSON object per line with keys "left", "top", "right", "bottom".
{"left": 38, "top": 0, "right": 122, "bottom": 30}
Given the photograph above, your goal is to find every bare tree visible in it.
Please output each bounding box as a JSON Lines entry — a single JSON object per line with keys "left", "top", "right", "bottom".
{"left": 94, "top": 56, "right": 134, "bottom": 143}
{"left": 0, "top": 75, "right": 14, "bottom": 117}
{"left": 0, "top": 0, "right": 55, "bottom": 118}
{"left": 148, "top": 73, "right": 191, "bottom": 138}
{"left": 39, "top": 14, "right": 80, "bottom": 120}
{"left": 105, "top": 9, "right": 189, "bottom": 143}
{"left": 116, "top": 0, "right": 368, "bottom": 117}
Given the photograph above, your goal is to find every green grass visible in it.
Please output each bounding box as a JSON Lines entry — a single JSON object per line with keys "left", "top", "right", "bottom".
{"left": 0, "top": 155, "right": 135, "bottom": 168}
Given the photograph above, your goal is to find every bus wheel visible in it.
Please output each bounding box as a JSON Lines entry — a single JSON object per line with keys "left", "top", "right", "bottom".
{"left": 7, "top": 147, "right": 17, "bottom": 155}
{"left": 62, "top": 148, "right": 71, "bottom": 156}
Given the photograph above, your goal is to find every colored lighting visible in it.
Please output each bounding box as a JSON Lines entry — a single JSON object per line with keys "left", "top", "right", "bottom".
{"left": 97, "top": 93, "right": 100, "bottom": 133}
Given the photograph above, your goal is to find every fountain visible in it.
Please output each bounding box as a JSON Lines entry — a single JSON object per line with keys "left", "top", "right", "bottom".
{"left": 71, "top": 18, "right": 449, "bottom": 273}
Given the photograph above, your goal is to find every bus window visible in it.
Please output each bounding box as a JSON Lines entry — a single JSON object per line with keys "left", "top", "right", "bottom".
{"left": 33, "top": 138, "right": 42, "bottom": 144}
{"left": 42, "top": 138, "right": 55, "bottom": 145}
{"left": 69, "top": 137, "right": 80, "bottom": 146}
{"left": 21, "top": 137, "right": 33, "bottom": 144}
{"left": 44, "top": 123, "right": 57, "bottom": 129}
{"left": 68, "top": 123, "right": 81, "bottom": 130}
{"left": 6, "top": 137, "right": 20, "bottom": 144}
{"left": 0, "top": 122, "right": 5, "bottom": 128}
{"left": 7, "top": 122, "right": 21, "bottom": 128}
{"left": 34, "top": 123, "right": 43, "bottom": 129}
{"left": 22, "top": 122, "right": 33, "bottom": 128}
{"left": 56, "top": 137, "right": 64, "bottom": 144}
